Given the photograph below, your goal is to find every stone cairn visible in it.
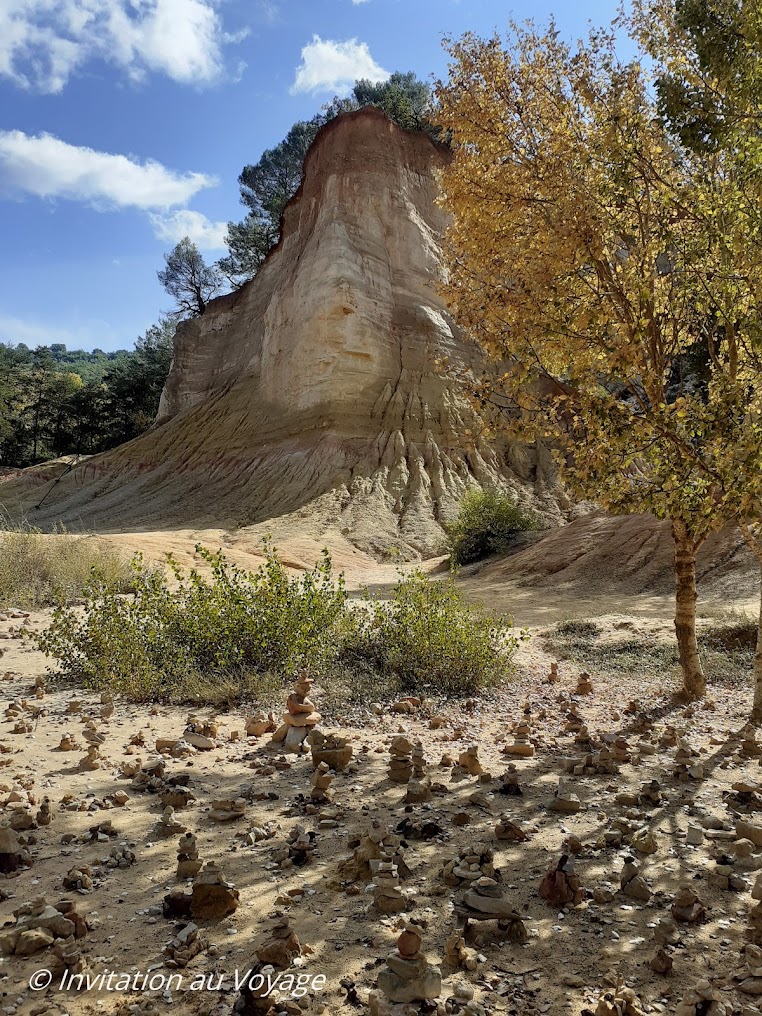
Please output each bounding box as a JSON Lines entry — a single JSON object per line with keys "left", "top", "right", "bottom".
{"left": 272, "top": 824, "right": 317, "bottom": 869}
{"left": 309, "top": 729, "right": 353, "bottom": 770}
{"left": 79, "top": 745, "right": 101, "bottom": 771}
{"left": 749, "top": 874, "right": 762, "bottom": 945}
{"left": 157, "top": 806, "right": 186, "bottom": 837}
{"left": 0, "top": 896, "right": 87, "bottom": 976}
{"left": 708, "top": 851, "right": 748, "bottom": 892}
{"left": 458, "top": 745, "right": 484, "bottom": 776}
{"left": 64, "top": 865, "right": 94, "bottom": 892}
{"left": 388, "top": 736, "right": 414, "bottom": 783}
{"left": 550, "top": 778, "right": 581, "bottom": 814}
{"left": 165, "top": 922, "right": 205, "bottom": 968}
{"left": 271, "top": 674, "right": 321, "bottom": 753}
{"left": 372, "top": 854, "right": 407, "bottom": 913}
{"left": 593, "top": 984, "right": 646, "bottom": 1016}
{"left": 740, "top": 726, "right": 762, "bottom": 759}
{"left": 348, "top": 820, "right": 411, "bottom": 881}
{"left": 372, "top": 923, "right": 441, "bottom": 1008}
{"left": 575, "top": 671, "right": 593, "bottom": 695}
{"left": 442, "top": 846, "right": 499, "bottom": 888}
{"left": 445, "top": 931, "right": 479, "bottom": 971}
{"left": 621, "top": 856, "right": 652, "bottom": 901}
{"left": 183, "top": 716, "right": 219, "bottom": 750}
{"left": 495, "top": 816, "right": 528, "bottom": 842}
{"left": 310, "top": 761, "right": 333, "bottom": 803}
{"left": 539, "top": 855, "right": 585, "bottom": 907}
{"left": 165, "top": 861, "right": 240, "bottom": 921}
{"left": 674, "top": 737, "right": 703, "bottom": 780}
{"left": 192, "top": 861, "right": 240, "bottom": 920}
{"left": 176, "top": 832, "right": 202, "bottom": 879}
{"left": 35, "top": 798, "right": 52, "bottom": 826}
{"left": 671, "top": 885, "right": 706, "bottom": 923}
{"left": 0, "top": 824, "right": 30, "bottom": 873}
{"left": 209, "top": 798, "right": 247, "bottom": 822}
{"left": 736, "top": 943, "right": 762, "bottom": 997}
{"left": 255, "top": 913, "right": 301, "bottom": 970}
{"left": 245, "top": 712, "right": 276, "bottom": 739}
{"left": 460, "top": 877, "right": 527, "bottom": 942}
{"left": 674, "top": 982, "right": 731, "bottom": 1016}
{"left": 405, "top": 741, "right": 431, "bottom": 803}
{"left": 497, "top": 766, "right": 522, "bottom": 796}
{"left": 503, "top": 706, "right": 535, "bottom": 758}
{"left": 564, "top": 704, "right": 586, "bottom": 734}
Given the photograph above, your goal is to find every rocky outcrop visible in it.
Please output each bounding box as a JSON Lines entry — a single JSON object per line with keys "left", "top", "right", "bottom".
{"left": 5, "top": 109, "right": 568, "bottom": 557}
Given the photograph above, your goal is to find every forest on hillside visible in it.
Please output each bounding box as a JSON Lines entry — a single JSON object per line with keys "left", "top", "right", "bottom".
{"left": 0, "top": 318, "right": 173, "bottom": 468}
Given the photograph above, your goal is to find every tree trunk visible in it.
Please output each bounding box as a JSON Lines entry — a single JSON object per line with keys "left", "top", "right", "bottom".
{"left": 753, "top": 571, "right": 762, "bottom": 723}
{"left": 672, "top": 520, "right": 706, "bottom": 700}
{"left": 739, "top": 523, "right": 762, "bottom": 723}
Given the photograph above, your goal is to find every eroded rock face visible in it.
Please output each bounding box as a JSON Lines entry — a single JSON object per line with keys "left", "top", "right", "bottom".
{"left": 17, "top": 109, "right": 565, "bottom": 555}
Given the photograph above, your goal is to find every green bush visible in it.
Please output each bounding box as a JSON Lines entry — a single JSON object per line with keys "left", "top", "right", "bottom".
{"left": 447, "top": 488, "right": 540, "bottom": 566}
{"left": 34, "top": 544, "right": 522, "bottom": 703}
{"left": 0, "top": 521, "right": 133, "bottom": 608}
{"left": 34, "top": 542, "right": 349, "bottom": 701}
{"left": 344, "top": 568, "right": 522, "bottom": 696}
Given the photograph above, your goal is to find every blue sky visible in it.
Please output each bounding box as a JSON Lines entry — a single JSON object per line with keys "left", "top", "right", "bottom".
{"left": 0, "top": 0, "right": 621, "bottom": 353}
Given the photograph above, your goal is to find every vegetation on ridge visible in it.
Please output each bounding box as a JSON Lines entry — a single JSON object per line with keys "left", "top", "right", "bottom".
{"left": 447, "top": 488, "right": 541, "bottom": 567}
{"left": 0, "top": 318, "right": 174, "bottom": 467}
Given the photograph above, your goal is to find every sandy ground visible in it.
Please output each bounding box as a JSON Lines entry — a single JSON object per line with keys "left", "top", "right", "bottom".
{"left": 0, "top": 592, "right": 761, "bottom": 1016}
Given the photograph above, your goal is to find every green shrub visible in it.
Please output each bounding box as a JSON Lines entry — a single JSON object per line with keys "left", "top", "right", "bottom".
{"left": 554, "top": 619, "right": 603, "bottom": 639}
{"left": 34, "top": 545, "right": 522, "bottom": 704}
{"left": 344, "top": 568, "right": 522, "bottom": 696}
{"left": 447, "top": 488, "right": 540, "bottom": 566}
{"left": 34, "top": 542, "right": 349, "bottom": 701}
{"left": 0, "top": 521, "right": 133, "bottom": 608}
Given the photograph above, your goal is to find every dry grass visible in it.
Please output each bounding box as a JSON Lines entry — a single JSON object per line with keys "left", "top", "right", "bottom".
{"left": 0, "top": 521, "right": 133, "bottom": 608}
{"left": 542, "top": 612, "right": 757, "bottom": 689}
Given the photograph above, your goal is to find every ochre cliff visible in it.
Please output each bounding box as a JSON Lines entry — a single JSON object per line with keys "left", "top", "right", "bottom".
{"left": 5, "top": 109, "right": 569, "bottom": 557}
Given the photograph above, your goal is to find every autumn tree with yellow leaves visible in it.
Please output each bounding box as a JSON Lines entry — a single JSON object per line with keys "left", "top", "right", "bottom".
{"left": 436, "top": 15, "right": 762, "bottom": 707}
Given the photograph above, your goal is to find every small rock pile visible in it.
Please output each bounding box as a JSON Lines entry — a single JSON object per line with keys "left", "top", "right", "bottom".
{"left": 503, "top": 707, "right": 535, "bottom": 758}
{"left": 388, "top": 736, "right": 414, "bottom": 784}
{"left": 0, "top": 826, "right": 30, "bottom": 872}
{"left": 372, "top": 923, "right": 441, "bottom": 1009}
{"left": 309, "top": 729, "right": 353, "bottom": 770}
{"left": 0, "top": 895, "right": 87, "bottom": 970}
{"left": 255, "top": 913, "right": 301, "bottom": 970}
{"left": 674, "top": 981, "right": 731, "bottom": 1016}
{"left": 461, "top": 877, "right": 527, "bottom": 941}
{"left": 372, "top": 854, "right": 407, "bottom": 913}
{"left": 165, "top": 922, "right": 205, "bottom": 967}
{"left": 177, "top": 832, "right": 202, "bottom": 879}
{"left": 271, "top": 675, "right": 321, "bottom": 753}
{"left": 539, "top": 855, "right": 584, "bottom": 906}
{"left": 441, "top": 846, "right": 500, "bottom": 887}
{"left": 620, "top": 856, "right": 651, "bottom": 901}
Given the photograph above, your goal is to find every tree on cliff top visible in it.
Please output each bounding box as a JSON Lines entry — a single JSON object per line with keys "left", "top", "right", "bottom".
{"left": 436, "top": 19, "right": 762, "bottom": 705}
{"left": 158, "top": 237, "right": 223, "bottom": 318}
{"left": 218, "top": 72, "right": 440, "bottom": 288}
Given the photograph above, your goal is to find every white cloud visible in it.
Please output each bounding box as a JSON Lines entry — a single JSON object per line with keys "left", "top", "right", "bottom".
{"left": 149, "top": 209, "right": 227, "bottom": 250}
{"left": 290, "top": 35, "right": 387, "bottom": 95}
{"left": 0, "top": 0, "right": 241, "bottom": 93}
{"left": 0, "top": 130, "right": 216, "bottom": 210}
{"left": 351, "top": 0, "right": 370, "bottom": 4}
{"left": 256, "top": 0, "right": 279, "bottom": 24}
